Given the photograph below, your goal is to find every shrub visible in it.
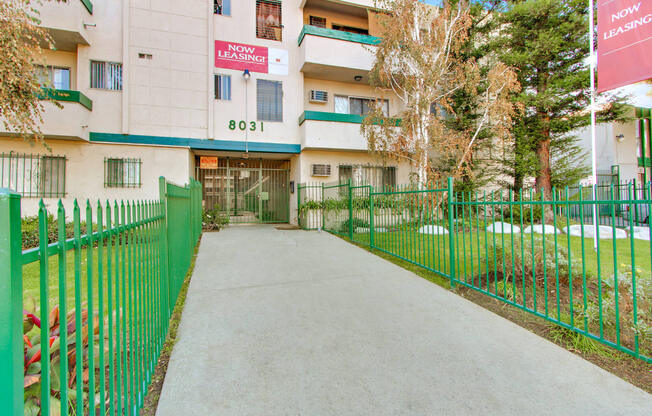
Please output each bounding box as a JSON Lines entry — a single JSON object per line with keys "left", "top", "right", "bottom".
{"left": 202, "top": 206, "right": 229, "bottom": 231}
{"left": 340, "top": 217, "right": 370, "bottom": 233}
{"left": 22, "top": 213, "right": 76, "bottom": 250}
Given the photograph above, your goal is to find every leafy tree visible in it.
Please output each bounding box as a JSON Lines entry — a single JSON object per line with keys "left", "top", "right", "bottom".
{"left": 494, "top": 0, "right": 628, "bottom": 196}
{"left": 362, "top": 0, "right": 520, "bottom": 186}
{"left": 0, "top": 0, "right": 59, "bottom": 142}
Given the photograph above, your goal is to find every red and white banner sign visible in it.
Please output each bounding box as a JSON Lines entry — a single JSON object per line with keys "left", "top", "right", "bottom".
{"left": 598, "top": 1, "right": 652, "bottom": 92}
{"left": 215, "top": 40, "right": 288, "bottom": 75}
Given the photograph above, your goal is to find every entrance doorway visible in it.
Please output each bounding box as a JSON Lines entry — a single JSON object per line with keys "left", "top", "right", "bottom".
{"left": 196, "top": 158, "right": 290, "bottom": 223}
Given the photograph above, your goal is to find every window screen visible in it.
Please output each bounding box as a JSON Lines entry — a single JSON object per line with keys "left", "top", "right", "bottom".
{"left": 215, "top": 0, "right": 231, "bottom": 15}
{"left": 91, "top": 61, "right": 123, "bottom": 90}
{"left": 257, "top": 79, "right": 283, "bottom": 122}
{"left": 256, "top": 0, "right": 282, "bottom": 41}
{"left": 215, "top": 75, "right": 231, "bottom": 100}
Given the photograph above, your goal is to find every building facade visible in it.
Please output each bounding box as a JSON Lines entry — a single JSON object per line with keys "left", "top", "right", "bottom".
{"left": 576, "top": 107, "right": 652, "bottom": 186}
{"left": 1, "top": 0, "right": 414, "bottom": 222}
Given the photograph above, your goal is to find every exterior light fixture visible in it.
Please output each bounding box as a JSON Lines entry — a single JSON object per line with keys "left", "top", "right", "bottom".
{"left": 83, "top": 23, "right": 96, "bottom": 29}
{"left": 243, "top": 69, "right": 251, "bottom": 81}
{"left": 243, "top": 69, "right": 251, "bottom": 155}
{"left": 616, "top": 134, "right": 625, "bottom": 143}
{"left": 354, "top": 75, "right": 363, "bottom": 82}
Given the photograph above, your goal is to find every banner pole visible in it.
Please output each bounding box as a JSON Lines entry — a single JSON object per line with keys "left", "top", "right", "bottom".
{"left": 589, "top": 0, "right": 599, "bottom": 251}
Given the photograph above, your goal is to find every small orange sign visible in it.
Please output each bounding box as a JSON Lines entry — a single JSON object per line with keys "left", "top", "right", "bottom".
{"left": 199, "top": 157, "right": 218, "bottom": 169}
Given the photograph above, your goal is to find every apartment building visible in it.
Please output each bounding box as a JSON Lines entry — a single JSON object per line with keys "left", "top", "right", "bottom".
{"left": 0, "top": 0, "right": 413, "bottom": 223}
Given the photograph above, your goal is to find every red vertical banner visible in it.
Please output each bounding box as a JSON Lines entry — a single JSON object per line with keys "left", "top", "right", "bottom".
{"left": 597, "top": 1, "right": 652, "bottom": 92}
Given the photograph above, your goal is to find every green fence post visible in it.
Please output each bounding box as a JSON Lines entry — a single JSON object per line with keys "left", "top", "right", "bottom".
{"left": 158, "top": 177, "right": 171, "bottom": 317}
{"left": 321, "top": 182, "right": 325, "bottom": 231}
{"left": 0, "top": 189, "right": 23, "bottom": 416}
{"left": 370, "top": 186, "right": 375, "bottom": 248}
{"left": 297, "top": 183, "right": 301, "bottom": 228}
{"left": 447, "top": 177, "right": 456, "bottom": 288}
{"left": 348, "top": 179, "right": 353, "bottom": 239}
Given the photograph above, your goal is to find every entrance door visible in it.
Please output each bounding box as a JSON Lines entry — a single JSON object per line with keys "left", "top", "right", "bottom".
{"left": 196, "top": 158, "right": 290, "bottom": 224}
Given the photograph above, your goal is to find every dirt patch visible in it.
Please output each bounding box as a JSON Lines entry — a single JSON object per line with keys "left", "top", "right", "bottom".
{"left": 275, "top": 224, "right": 301, "bottom": 230}
{"left": 140, "top": 240, "right": 200, "bottom": 415}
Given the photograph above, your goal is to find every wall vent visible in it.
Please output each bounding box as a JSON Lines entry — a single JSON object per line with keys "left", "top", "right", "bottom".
{"left": 309, "top": 90, "right": 328, "bottom": 104}
{"left": 311, "top": 164, "right": 331, "bottom": 177}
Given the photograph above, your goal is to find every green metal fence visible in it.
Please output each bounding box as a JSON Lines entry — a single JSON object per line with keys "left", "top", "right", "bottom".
{"left": 1, "top": 177, "right": 202, "bottom": 416}
{"left": 300, "top": 178, "right": 652, "bottom": 364}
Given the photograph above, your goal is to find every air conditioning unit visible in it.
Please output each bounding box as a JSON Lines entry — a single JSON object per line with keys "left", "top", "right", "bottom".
{"left": 309, "top": 90, "right": 328, "bottom": 104}
{"left": 312, "top": 164, "right": 331, "bottom": 177}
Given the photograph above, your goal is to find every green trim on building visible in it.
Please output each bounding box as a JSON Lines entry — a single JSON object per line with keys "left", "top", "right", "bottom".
{"left": 89, "top": 132, "right": 302, "bottom": 154}
{"left": 39, "top": 88, "right": 93, "bottom": 111}
{"left": 299, "top": 111, "right": 401, "bottom": 126}
{"left": 80, "top": 0, "right": 93, "bottom": 14}
{"left": 298, "top": 25, "right": 381, "bottom": 47}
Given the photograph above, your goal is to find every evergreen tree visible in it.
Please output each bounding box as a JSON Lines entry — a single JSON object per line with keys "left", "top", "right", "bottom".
{"left": 494, "top": 0, "right": 628, "bottom": 196}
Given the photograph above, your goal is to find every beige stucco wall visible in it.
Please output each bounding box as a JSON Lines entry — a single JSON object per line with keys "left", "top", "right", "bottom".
{"left": 576, "top": 108, "right": 641, "bottom": 182}
{"left": 0, "top": 138, "right": 191, "bottom": 217}
{"left": 303, "top": 6, "right": 370, "bottom": 31}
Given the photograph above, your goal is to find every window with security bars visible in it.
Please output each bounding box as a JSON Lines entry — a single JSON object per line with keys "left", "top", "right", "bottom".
{"left": 257, "top": 79, "right": 283, "bottom": 122}
{"left": 256, "top": 0, "right": 282, "bottom": 41}
{"left": 90, "top": 60, "right": 123, "bottom": 90}
{"left": 309, "top": 16, "right": 326, "bottom": 28}
{"left": 215, "top": 74, "right": 231, "bottom": 100}
{"left": 339, "top": 165, "right": 396, "bottom": 190}
{"left": 104, "top": 158, "right": 142, "bottom": 188}
{"left": 0, "top": 152, "right": 66, "bottom": 198}
{"left": 214, "top": 0, "right": 231, "bottom": 15}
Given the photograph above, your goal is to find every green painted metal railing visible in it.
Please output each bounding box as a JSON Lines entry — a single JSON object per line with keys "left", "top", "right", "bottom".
{"left": 300, "top": 179, "right": 652, "bottom": 364}
{"left": 39, "top": 88, "right": 93, "bottom": 111}
{"left": 0, "top": 177, "right": 202, "bottom": 415}
{"left": 298, "top": 24, "right": 381, "bottom": 47}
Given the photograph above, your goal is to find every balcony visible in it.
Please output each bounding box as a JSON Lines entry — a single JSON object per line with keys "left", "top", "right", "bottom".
{"left": 38, "top": 0, "right": 92, "bottom": 51}
{"left": 298, "top": 25, "right": 379, "bottom": 83}
{"left": 38, "top": 89, "right": 93, "bottom": 140}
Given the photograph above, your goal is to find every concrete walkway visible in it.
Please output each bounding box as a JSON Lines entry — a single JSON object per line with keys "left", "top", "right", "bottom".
{"left": 157, "top": 225, "right": 652, "bottom": 416}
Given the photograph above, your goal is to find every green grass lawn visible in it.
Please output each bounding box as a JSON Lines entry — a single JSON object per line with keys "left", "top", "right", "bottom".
{"left": 351, "top": 229, "right": 652, "bottom": 280}
{"left": 22, "top": 243, "right": 163, "bottom": 318}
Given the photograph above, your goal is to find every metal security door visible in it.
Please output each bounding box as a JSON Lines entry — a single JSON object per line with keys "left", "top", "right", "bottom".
{"left": 230, "top": 168, "right": 261, "bottom": 223}
{"left": 196, "top": 158, "right": 290, "bottom": 223}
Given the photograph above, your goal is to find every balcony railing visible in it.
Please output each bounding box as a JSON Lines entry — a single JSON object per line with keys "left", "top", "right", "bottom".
{"left": 299, "top": 111, "right": 400, "bottom": 126}
{"left": 298, "top": 25, "right": 381, "bottom": 47}
{"left": 39, "top": 88, "right": 93, "bottom": 111}
{"left": 80, "top": 0, "right": 93, "bottom": 14}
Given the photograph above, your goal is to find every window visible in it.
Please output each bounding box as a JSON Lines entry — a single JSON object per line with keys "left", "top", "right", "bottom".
{"left": 339, "top": 165, "right": 396, "bottom": 190}
{"left": 90, "top": 60, "right": 123, "bottom": 90}
{"left": 215, "top": 75, "right": 232, "bottom": 100}
{"left": 36, "top": 65, "right": 71, "bottom": 90}
{"left": 334, "top": 95, "right": 389, "bottom": 117}
{"left": 0, "top": 152, "right": 66, "bottom": 198}
{"left": 256, "top": 0, "right": 282, "bottom": 41}
{"left": 214, "top": 0, "right": 231, "bottom": 15}
{"left": 309, "top": 16, "right": 326, "bottom": 28}
{"left": 257, "top": 79, "right": 283, "bottom": 122}
{"left": 331, "top": 24, "right": 368, "bottom": 35}
{"left": 104, "top": 158, "right": 142, "bottom": 188}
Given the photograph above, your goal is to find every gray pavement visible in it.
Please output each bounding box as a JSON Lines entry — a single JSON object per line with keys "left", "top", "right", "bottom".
{"left": 156, "top": 225, "right": 652, "bottom": 416}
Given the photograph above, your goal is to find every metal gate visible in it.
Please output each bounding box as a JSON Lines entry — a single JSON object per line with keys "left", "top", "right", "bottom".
{"left": 195, "top": 158, "right": 290, "bottom": 223}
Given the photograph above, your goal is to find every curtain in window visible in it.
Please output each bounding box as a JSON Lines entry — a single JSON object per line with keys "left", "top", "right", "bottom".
{"left": 39, "top": 156, "right": 66, "bottom": 198}
{"left": 334, "top": 95, "right": 349, "bottom": 114}
{"left": 256, "top": 0, "right": 282, "bottom": 41}
{"left": 257, "top": 79, "right": 283, "bottom": 122}
{"left": 215, "top": 75, "right": 231, "bottom": 100}
{"left": 91, "top": 61, "right": 122, "bottom": 90}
